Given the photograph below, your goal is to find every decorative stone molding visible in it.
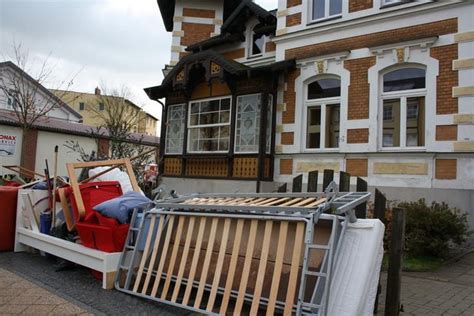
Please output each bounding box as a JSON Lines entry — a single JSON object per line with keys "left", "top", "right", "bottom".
{"left": 275, "top": 125, "right": 284, "bottom": 133}
{"left": 453, "top": 58, "right": 474, "bottom": 70}
{"left": 213, "top": 18, "right": 223, "bottom": 25}
{"left": 453, "top": 141, "right": 474, "bottom": 152}
{"left": 172, "top": 30, "right": 185, "bottom": 37}
{"left": 296, "top": 162, "right": 340, "bottom": 173}
{"left": 454, "top": 31, "right": 474, "bottom": 43}
{"left": 277, "top": 103, "right": 287, "bottom": 112}
{"left": 453, "top": 86, "right": 474, "bottom": 97}
{"left": 277, "top": 9, "right": 288, "bottom": 17}
{"left": 453, "top": 114, "right": 474, "bottom": 124}
{"left": 373, "top": 162, "right": 428, "bottom": 175}
{"left": 171, "top": 45, "right": 183, "bottom": 53}
{"left": 276, "top": 28, "right": 288, "bottom": 36}
{"left": 173, "top": 16, "right": 184, "bottom": 22}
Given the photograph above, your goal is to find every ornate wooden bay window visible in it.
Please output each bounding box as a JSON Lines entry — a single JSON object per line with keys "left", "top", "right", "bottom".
{"left": 145, "top": 51, "right": 295, "bottom": 183}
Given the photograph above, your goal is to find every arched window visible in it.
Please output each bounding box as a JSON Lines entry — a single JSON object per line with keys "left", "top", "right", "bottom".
{"left": 249, "top": 25, "right": 265, "bottom": 57}
{"left": 305, "top": 77, "right": 341, "bottom": 149}
{"left": 381, "top": 67, "right": 426, "bottom": 148}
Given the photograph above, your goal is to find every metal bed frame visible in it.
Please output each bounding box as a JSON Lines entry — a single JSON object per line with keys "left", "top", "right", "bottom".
{"left": 115, "top": 182, "right": 370, "bottom": 315}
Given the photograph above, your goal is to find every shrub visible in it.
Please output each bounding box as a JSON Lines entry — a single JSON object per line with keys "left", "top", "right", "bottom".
{"left": 398, "top": 199, "right": 470, "bottom": 258}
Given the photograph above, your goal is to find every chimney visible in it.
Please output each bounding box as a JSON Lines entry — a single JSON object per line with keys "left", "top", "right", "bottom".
{"left": 95, "top": 87, "right": 101, "bottom": 95}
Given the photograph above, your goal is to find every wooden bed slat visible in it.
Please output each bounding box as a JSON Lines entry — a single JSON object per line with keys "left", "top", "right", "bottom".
{"left": 161, "top": 216, "right": 185, "bottom": 299}
{"left": 132, "top": 215, "right": 157, "bottom": 292}
{"left": 220, "top": 219, "right": 244, "bottom": 314}
{"left": 141, "top": 215, "right": 165, "bottom": 295}
{"left": 194, "top": 217, "right": 219, "bottom": 308}
{"left": 284, "top": 222, "right": 306, "bottom": 316}
{"left": 293, "top": 198, "right": 317, "bottom": 207}
{"left": 182, "top": 217, "right": 207, "bottom": 305}
{"left": 233, "top": 219, "right": 258, "bottom": 315}
{"left": 279, "top": 198, "right": 303, "bottom": 206}
{"left": 150, "top": 215, "right": 176, "bottom": 297}
{"left": 207, "top": 218, "right": 231, "bottom": 312}
{"left": 305, "top": 197, "right": 327, "bottom": 208}
{"left": 266, "top": 221, "right": 289, "bottom": 316}
{"left": 261, "top": 197, "right": 290, "bottom": 206}
{"left": 171, "top": 216, "right": 196, "bottom": 302}
{"left": 250, "top": 220, "right": 273, "bottom": 315}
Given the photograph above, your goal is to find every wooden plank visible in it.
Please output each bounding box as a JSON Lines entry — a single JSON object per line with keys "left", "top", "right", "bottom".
{"left": 124, "top": 159, "right": 140, "bottom": 192}
{"left": 242, "top": 197, "right": 267, "bottom": 206}
{"left": 356, "top": 177, "right": 368, "bottom": 218}
{"left": 322, "top": 169, "right": 334, "bottom": 190}
{"left": 182, "top": 217, "right": 207, "bottom": 305}
{"left": 194, "top": 217, "right": 219, "bottom": 309}
{"left": 206, "top": 218, "right": 231, "bottom": 312}
{"left": 253, "top": 198, "right": 278, "bottom": 206}
{"left": 374, "top": 189, "right": 387, "bottom": 224}
{"left": 385, "top": 207, "right": 406, "bottom": 316}
{"left": 304, "top": 198, "right": 327, "bottom": 208}
{"left": 220, "top": 219, "right": 244, "bottom": 314}
{"left": 71, "top": 158, "right": 126, "bottom": 168}
{"left": 307, "top": 170, "right": 318, "bottom": 192}
{"left": 233, "top": 219, "right": 258, "bottom": 315}
{"left": 266, "top": 221, "right": 289, "bottom": 316}
{"left": 132, "top": 215, "right": 157, "bottom": 292}
{"left": 279, "top": 198, "right": 303, "bottom": 206}
{"left": 66, "top": 163, "right": 87, "bottom": 220}
{"left": 284, "top": 222, "right": 305, "bottom": 316}
{"left": 150, "top": 215, "right": 176, "bottom": 297}
{"left": 250, "top": 220, "right": 273, "bottom": 315}
{"left": 58, "top": 188, "right": 75, "bottom": 231}
{"left": 261, "top": 197, "right": 290, "bottom": 206}
{"left": 339, "top": 171, "right": 350, "bottom": 192}
{"left": 292, "top": 174, "right": 303, "bottom": 192}
{"left": 171, "top": 217, "right": 196, "bottom": 302}
{"left": 161, "top": 216, "right": 185, "bottom": 299}
{"left": 292, "top": 198, "right": 317, "bottom": 207}
{"left": 235, "top": 198, "right": 257, "bottom": 205}
{"left": 277, "top": 183, "right": 287, "bottom": 193}
{"left": 141, "top": 215, "right": 165, "bottom": 294}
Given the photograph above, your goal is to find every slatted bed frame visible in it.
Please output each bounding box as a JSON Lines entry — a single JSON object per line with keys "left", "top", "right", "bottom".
{"left": 115, "top": 183, "right": 370, "bottom": 315}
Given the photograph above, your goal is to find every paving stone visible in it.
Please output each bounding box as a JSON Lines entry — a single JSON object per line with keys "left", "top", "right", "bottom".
{"left": 49, "top": 303, "right": 88, "bottom": 315}
{"left": 20, "top": 304, "right": 56, "bottom": 315}
{"left": 0, "top": 304, "right": 29, "bottom": 313}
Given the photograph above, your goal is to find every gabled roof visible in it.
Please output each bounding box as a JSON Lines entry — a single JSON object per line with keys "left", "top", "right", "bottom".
{"left": 186, "top": 1, "right": 276, "bottom": 53}
{"left": 0, "top": 61, "right": 83, "bottom": 121}
{"left": 221, "top": 0, "right": 276, "bottom": 33}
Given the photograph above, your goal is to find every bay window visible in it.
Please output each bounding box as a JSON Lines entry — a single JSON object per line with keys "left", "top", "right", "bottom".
{"left": 249, "top": 25, "right": 266, "bottom": 57}
{"left": 305, "top": 77, "right": 341, "bottom": 149}
{"left": 188, "top": 97, "right": 231, "bottom": 153}
{"left": 311, "top": 0, "right": 342, "bottom": 22}
{"left": 382, "top": 67, "right": 426, "bottom": 148}
{"left": 165, "top": 104, "right": 185, "bottom": 154}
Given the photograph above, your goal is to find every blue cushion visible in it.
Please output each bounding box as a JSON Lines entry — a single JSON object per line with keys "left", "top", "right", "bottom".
{"left": 93, "top": 191, "right": 152, "bottom": 224}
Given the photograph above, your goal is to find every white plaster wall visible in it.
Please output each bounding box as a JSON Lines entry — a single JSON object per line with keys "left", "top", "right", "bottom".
{"left": 0, "top": 125, "right": 22, "bottom": 175}
{"left": 35, "top": 131, "right": 97, "bottom": 177}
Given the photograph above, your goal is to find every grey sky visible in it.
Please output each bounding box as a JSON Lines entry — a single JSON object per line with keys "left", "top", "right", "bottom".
{"left": 0, "top": 0, "right": 276, "bottom": 134}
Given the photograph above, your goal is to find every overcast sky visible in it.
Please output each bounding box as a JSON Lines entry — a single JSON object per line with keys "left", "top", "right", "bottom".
{"left": 0, "top": 0, "right": 276, "bottom": 135}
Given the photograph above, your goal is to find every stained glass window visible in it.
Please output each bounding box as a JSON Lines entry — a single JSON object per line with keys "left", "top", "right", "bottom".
{"left": 165, "top": 104, "right": 185, "bottom": 154}
{"left": 235, "top": 94, "right": 261, "bottom": 153}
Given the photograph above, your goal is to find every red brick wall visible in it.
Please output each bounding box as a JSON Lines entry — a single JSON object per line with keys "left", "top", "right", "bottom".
{"left": 435, "top": 159, "right": 457, "bottom": 180}
{"left": 182, "top": 8, "right": 215, "bottom": 18}
{"left": 344, "top": 57, "right": 376, "bottom": 120}
{"left": 346, "top": 159, "right": 368, "bottom": 177}
{"left": 349, "top": 0, "right": 373, "bottom": 12}
{"left": 266, "top": 41, "right": 276, "bottom": 52}
{"left": 222, "top": 48, "right": 245, "bottom": 60}
{"left": 20, "top": 129, "right": 38, "bottom": 174}
{"left": 436, "top": 125, "right": 458, "bottom": 141}
{"left": 282, "top": 68, "right": 301, "bottom": 124}
{"left": 287, "top": 0, "right": 302, "bottom": 8}
{"left": 280, "top": 159, "right": 293, "bottom": 175}
{"left": 347, "top": 128, "right": 369, "bottom": 143}
{"left": 286, "top": 13, "right": 301, "bottom": 27}
{"left": 281, "top": 132, "right": 294, "bottom": 145}
{"left": 286, "top": 18, "right": 457, "bottom": 60}
{"left": 181, "top": 22, "right": 215, "bottom": 47}
{"left": 430, "top": 44, "right": 459, "bottom": 115}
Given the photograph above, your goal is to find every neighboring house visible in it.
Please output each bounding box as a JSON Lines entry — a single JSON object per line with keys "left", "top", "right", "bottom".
{"left": 53, "top": 88, "right": 159, "bottom": 136}
{"left": 146, "top": 0, "right": 474, "bottom": 224}
{"left": 0, "top": 61, "right": 83, "bottom": 123}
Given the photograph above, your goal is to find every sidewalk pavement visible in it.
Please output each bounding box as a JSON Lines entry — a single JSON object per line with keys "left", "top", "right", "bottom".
{"left": 0, "top": 268, "right": 89, "bottom": 315}
{"left": 378, "top": 252, "right": 474, "bottom": 315}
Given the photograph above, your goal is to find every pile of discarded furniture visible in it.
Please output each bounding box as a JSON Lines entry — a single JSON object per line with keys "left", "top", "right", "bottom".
{"left": 115, "top": 184, "right": 384, "bottom": 315}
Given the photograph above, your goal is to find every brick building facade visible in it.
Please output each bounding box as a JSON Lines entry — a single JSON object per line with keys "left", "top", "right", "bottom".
{"left": 148, "top": 0, "right": 474, "bottom": 225}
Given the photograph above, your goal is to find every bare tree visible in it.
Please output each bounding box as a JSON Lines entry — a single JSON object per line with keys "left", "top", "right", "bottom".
{"left": 0, "top": 43, "right": 79, "bottom": 172}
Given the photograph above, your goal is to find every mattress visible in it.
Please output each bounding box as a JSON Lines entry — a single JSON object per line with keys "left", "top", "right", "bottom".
{"left": 327, "top": 218, "right": 385, "bottom": 316}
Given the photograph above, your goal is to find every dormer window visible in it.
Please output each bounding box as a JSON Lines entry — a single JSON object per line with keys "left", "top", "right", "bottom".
{"left": 249, "top": 25, "right": 265, "bottom": 57}
{"left": 311, "top": 0, "right": 342, "bottom": 22}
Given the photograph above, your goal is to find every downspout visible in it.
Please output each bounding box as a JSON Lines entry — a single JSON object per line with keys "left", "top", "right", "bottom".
{"left": 156, "top": 99, "right": 166, "bottom": 180}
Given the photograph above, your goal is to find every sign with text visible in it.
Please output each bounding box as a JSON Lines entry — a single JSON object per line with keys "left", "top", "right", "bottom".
{"left": 0, "top": 134, "right": 17, "bottom": 156}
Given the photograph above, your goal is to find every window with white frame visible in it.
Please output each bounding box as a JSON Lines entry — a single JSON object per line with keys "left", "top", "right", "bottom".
{"left": 310, "top": 0, "right": 342, "bottom": 22}
{"left": 305, "top": 77, "right": 341, "bottom": 149}
{"left": 188, "top": 97, "right": 231, "bottom": 153}
{"left": 381, "top": 0, "right": 408, "bottom": 8}
{"left": 249, "top": 25, "right": 266, "bottom": 57}
{"left": 165, "top": 104, "right": 185, "bottom": 154}
{"left": 382, "top": 67, "right": 426, "bottom": 148}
